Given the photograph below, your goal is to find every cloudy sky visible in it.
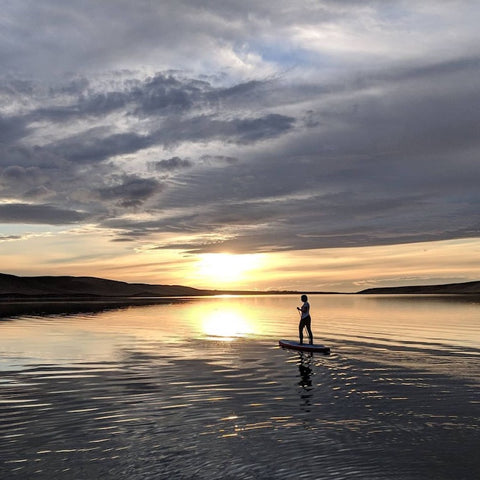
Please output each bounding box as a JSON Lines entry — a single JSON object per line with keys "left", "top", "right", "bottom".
{"left": 1, "top": 0, "right": 479, "bottom": 291}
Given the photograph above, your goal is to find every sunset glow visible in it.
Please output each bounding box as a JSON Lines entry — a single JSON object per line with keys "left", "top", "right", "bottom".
{"left": 194, "top": 253, "right": 264, "bottom": 287}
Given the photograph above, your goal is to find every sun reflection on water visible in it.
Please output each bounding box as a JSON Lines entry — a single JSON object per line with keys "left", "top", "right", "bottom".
{"left": 202, "top": 310, "right": 253, "bottom": 340}
{"left": 187, "top": 300, "right": 260, "bottom": 340}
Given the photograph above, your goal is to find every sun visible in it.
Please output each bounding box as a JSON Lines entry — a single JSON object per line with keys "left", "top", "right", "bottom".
{"left": 195, "top": 253, "right": 263, "bottom": 286}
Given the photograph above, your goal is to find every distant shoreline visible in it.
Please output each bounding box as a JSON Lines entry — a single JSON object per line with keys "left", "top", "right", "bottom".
{"left": 357, "top": 280, "right": 480, "bottom": 295}
{"left": 0, "top": 291, "right": 343, "bottom": 301}
{"left": 1, "top": 272, "right": 479, "bottom": 299}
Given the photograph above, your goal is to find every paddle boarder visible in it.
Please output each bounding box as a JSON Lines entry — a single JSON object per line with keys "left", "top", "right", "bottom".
{"left": 297, "top": 294, "right": 313, "bottom": 345}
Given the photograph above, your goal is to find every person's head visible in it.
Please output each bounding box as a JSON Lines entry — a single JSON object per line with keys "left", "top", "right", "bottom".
{"left": 301, "top": 294, "right": 308, "bottom": 302}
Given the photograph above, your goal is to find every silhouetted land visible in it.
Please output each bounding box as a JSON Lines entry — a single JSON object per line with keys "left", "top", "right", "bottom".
{"left": 0, "top": 272, "right": 310, "bottom": 299}
{"left": 358, "top": 281, "right": 480, "bottom": 295}
{"left": 1, "top": 272, "right": 479, "bottom": 299}
{"left": 0, "top": 272, "right": 211, "bottom": 298}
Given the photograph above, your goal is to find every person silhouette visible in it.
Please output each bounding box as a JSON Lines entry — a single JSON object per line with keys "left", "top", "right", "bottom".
{"left": 297, "top": 294, "right": 313, "bottom": 345}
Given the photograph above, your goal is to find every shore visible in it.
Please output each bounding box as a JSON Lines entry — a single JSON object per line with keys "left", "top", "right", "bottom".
{"left": 1, "top": 272, "right": 480, "bottom": 299}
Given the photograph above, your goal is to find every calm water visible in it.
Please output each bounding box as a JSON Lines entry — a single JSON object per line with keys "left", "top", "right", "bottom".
{"left": 1, "top": 295, "right": 479, "bottom": 479}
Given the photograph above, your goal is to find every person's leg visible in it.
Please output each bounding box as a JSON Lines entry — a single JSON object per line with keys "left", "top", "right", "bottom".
{"left": 298, "top": 319, "right": 304, "bottom": 344}
{"left": 305, "top": 316, "right": 313, "bottom": 344}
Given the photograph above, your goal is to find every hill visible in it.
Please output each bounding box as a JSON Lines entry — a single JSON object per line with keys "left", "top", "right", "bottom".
{"left": 358, "top": 281, "right": 480, "bottom": 295}
{"left": 0, "top": 273, "right": 213, "bottom": 298}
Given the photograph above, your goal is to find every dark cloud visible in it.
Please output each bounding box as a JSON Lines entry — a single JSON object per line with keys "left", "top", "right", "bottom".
{"left": 16, "top": 74, "right": 277, "bottom": 134}
{"left": 0, "top": 115, "right": 30, "bottom": 144}
{"left": 110, "top": 237, "right": 137, "bottom": 242}
{"left": 134, "top": 73, "right": 210, "bottom": 115}
{"left": 200, "top": 155, "right": 238, "bottom": 165}
{"left": 0, "top": 203, "right": 89, "bottom": 225}
{"left": 97, "top": 175, "right": 164, "bottom": 207}
{"left": 51, "top": 131, "right": 154, "bottom": 164}
{"left": 2, "top": 165, "right": 28, "bottom": 181}
{"left": 30, "top": 73, "right": 207, "bottom": 123}
{"left": 0, "top": 234, "right": 22, "bottom": 241}
{"left": 31, "top": 91, "right": 128, "bottom": 123}
{"left": 103, "top": 184, "right": 480, "bottom": 253}
{"left": 149, "top": 157, "right": 193, "bottom": 172}
{"left": 153, "top": 113, "right": 295, "bottom": 147}
{"left": 23, "top": 185, "right": 56, "bottom": 200}
{"left": 231, "top": 114, "right": 295, "bottom": 143}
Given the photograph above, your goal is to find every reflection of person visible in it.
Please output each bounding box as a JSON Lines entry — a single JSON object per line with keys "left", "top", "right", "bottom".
{"left": 298, "top": 352, "right": 313, "bottom": 412}
{"left": 298, "top": 353, "right": 313, "bottom": 388}
{"left": 297, "top": 294, "right": 313, "bottom": 345}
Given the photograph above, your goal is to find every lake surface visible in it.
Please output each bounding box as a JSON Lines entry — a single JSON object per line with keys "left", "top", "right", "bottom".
{"left": 1, "top": 295, "right": 479, "bottom": 479}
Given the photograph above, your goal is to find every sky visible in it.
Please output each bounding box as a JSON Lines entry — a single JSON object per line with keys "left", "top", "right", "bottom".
{"left": 0, "top": 0, "right": 479, "bottom": 292}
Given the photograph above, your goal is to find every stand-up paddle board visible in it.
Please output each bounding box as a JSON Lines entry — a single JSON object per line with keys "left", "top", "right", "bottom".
{"left": 279, "top": 339, "right": 330, "bottom": 354}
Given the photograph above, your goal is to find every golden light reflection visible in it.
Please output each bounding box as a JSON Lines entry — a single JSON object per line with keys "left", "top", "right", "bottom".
{"left": 187, "top": 300, "right": 261, "bottom": 340}
{"left": 203, "top": 310, "right": 253, "bottom": 340}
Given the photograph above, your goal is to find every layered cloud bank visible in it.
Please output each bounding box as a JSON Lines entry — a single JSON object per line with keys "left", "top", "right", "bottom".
{"left": 1, "top": 1, "right": 479, "bottom": 288}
